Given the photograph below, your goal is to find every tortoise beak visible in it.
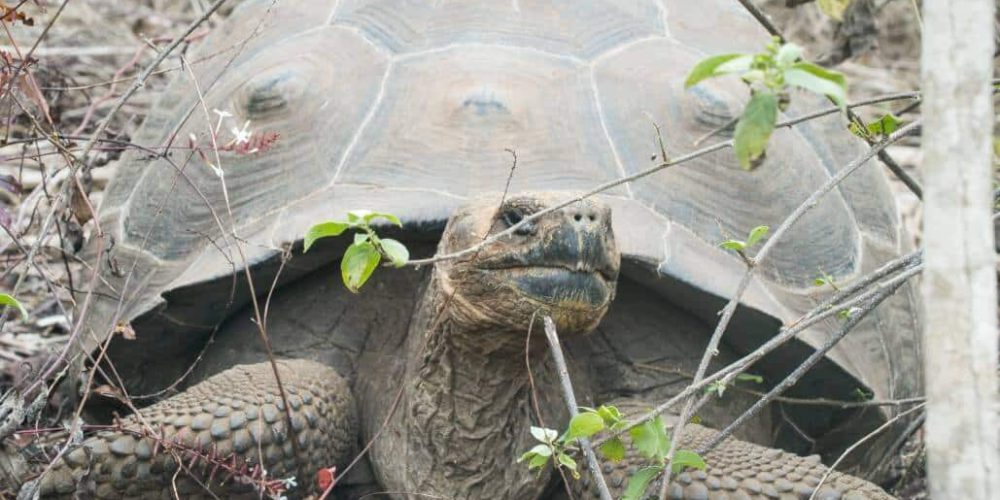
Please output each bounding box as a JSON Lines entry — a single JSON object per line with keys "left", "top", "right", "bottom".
{"left": 481, "top": 202, "right": 620, "bottom": 311}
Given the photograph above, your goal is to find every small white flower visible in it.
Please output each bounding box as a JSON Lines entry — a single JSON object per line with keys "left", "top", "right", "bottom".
{"left": 231, "top": 120, "right": 252, "bottom": 145}
{"left": 207, "top": 162, "right": 224, "bottom": 179}
{"left": 280, "top": 476, "right": 297, "bottom": 488}
{"left": 212, "top": 109, "right": 233, "bottom": 134}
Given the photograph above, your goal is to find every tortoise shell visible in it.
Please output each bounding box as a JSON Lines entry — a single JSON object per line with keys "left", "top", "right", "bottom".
{"left": 81, "top": 0, "right": 920, "bottom": 473}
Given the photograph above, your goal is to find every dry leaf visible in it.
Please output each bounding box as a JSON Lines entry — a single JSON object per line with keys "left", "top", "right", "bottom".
{"left": 92, "top": 384, "right": 128, "bottom": 404}
{"left": 0, "top": 4, "right": 35, "bottom": 26}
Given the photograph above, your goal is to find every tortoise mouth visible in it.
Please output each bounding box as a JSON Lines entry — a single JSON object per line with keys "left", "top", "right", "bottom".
{"left": 490, "top": 265, "right": 614, "bottom": 311}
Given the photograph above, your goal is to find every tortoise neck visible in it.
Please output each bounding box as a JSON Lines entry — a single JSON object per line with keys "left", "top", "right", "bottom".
{"left": 397, "top": 273, "right": 565, "bottom": 498}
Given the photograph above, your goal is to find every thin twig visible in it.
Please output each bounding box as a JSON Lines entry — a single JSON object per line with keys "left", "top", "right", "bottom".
{"left": 542, "top": 317, "right": 613, "bottom": 500}
{"left": 13, "top": 0, "right": 230, "bottom": 397}
{"left": 593, "top": 150, "right": 924, "bottom": 451}
{"left": 177, "top": 46, "right": 302, "bottom": 462}
{"left": 659, "top": 119, "right": 922, "bottom": 495}
{"left": 407, "top": 97, "right": 925, "bottom": 268}
{"left": 809, "top": 403, "right": 927, "bottom": 500}
{"left": 735, "top": 0, "right": 784, "bottom": 41}
{"left": 633, "top": 362, "right": 925, "bottom": 409}
{"left": 786, "top": 249, "right": 921, "bottom": 329}
{"left": 734, "top": 0, "right": 924, "bottom": 201}
{"left": 406, "top": 139, "right": 729, "bottom": 267}
{"left": 76, "top": 0, "right": 228, "bottom": 171}
{"left": 525, "top": 313, "right": 577, "bottom": 500}
{"left": 698, "top": 265, "right": 920, "bottom": 452}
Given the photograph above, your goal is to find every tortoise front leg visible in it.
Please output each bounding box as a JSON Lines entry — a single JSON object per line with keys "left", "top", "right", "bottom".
{"left": 28, "top": 360, "right": 357, "bottom": 499}
{"left": 574, "top": 401, "right": 894, "bottom": 500}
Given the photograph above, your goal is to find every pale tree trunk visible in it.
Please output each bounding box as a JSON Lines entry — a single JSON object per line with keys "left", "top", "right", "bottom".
{"left": 920, "top": 0, "right": 999, "bottom": 498}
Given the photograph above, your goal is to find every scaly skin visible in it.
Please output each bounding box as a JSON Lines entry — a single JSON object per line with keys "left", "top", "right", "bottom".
{"left": 33, "top": 361, "right": 355, "bottom": 498}
{"left": 573, "top": 400, "right": 893, "bottom": 500}
{"left": 22, "top": 197, "right": 893, "bottom": 499}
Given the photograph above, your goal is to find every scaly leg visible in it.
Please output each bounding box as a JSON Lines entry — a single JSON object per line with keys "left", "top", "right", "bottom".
{"left": 574, "top": 399, "right": 894, "bottom": 499}
{"left": 26, "top": 360, "right": 356, "bottom": 499}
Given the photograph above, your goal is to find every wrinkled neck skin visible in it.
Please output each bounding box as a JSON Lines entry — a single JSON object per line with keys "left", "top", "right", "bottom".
{"left": 367, "top": 270, "right": 569, "bottom": 500}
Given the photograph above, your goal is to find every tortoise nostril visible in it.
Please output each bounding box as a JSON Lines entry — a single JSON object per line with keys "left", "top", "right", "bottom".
{"left": 588, "top": 214, "right": 596, "bottom": 222}
{"left": 574, "top": 214, "right": 583, "bottom": 222}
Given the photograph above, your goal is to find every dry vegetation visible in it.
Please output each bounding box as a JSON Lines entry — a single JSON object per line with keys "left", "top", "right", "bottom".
{"left": 0, "top": 1, "right": 949, "bottom": 498}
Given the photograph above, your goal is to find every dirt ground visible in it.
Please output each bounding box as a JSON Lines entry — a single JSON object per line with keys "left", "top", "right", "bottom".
{"left": 0, "top": 1, "right": 944, "bottom": 498}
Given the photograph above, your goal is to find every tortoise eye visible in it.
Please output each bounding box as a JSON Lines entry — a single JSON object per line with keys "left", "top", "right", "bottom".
{"left": 501, "top": 208, "right": 535, "bottom": 236}
{"left": 501, "top": 208, "right": 523, "bottom": 227}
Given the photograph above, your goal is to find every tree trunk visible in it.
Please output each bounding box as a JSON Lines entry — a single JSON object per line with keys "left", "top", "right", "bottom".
{"left": 920, "top": 1, "right": 999, "bottom": 498}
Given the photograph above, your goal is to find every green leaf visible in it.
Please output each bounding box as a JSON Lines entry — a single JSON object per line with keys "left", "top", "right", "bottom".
{"left": 706, "top": 381, "right": 727, "bottom": 398}
{"left": 684, "top": 54, "right": 751, "bottom": 88}
{"left": 623, "top": 466, "right": 663, "bottom": 500}
{"left": 526, "top": 444, "right": 552, "bottom": 458}
{"left": 774, "top": 43, "right": 803, "bottom": 67}
{"left": 670, "top": 450, "right": 707, "bottom": 473}
{"left": 852, "top": 388, "right": 874, "bottom": 401}
{"left": 379, "top": 238, "right": 409, "bottom": 267}
{"left": 736, "top": 373, "right": 764, "bottom": 384}
{"left": 530, "top": 426, "right": 558, "bottom": 443}
{"left": 741, "top": 69, "right": 767, "bottom": 84}
{"left": 557, "top": 453, "right": 579, "bottom": 478}
{"left": 346, "top": 210, "right": 371, "bottom": 224}
{"left": 866, "top": 114, "right": 903, "bottom": 138}
{"left": 817, "top": 0, "right": 852, "bottom": 21}
{"left": 745, "top": 225, "right": 769, "bottom": 247}
{"left": 303, "top": 221, "right": 348, "bottom": 252}
{"left": 598, "top": 437, "right": 626, "bottom": 462}
{"left": 341, "top": 242, "right": 381, "bottom": 293}
{"left": 848, "top": 121, "right": 870, "bottom": 140}
{"left": 785, "top": 62, "right": 848, "bottom": 108}
{"left": 362, "top": 211, "right": 402, "bottom": 227}
{"left": 353, "top": 232, "right": 370, "bottom": 245}
{"left": 0, "top": 293, "right": 27, "bottom": 319}
{"left": 629, "top": 415, "right": 670, "bottom": 461}
{"left": 733, "top": 92, "right": 778, "bottom": 170}
{"left": 596, "top": 405, "right": 622, "bottom": 426}
{"left": 528, "top": 453, "right": 550, "bottom": 469}
{"left": 719, "top": 240, "right": 746, "bottom": 251}
{"left": 565, "top": 412, "right": 605, "bottom": 442}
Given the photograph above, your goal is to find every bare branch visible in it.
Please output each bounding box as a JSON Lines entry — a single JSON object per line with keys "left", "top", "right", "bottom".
{"left": 735, "top": 0, "right": 924, "bottom": 200}
{"left": 542, "top": 317, "right": 613, "bottom": 500}
{"left": 809, "top": 403, "right": 928, "bottom": 500}
{"left": 659, "top": 119, "right": 921, "bottom": 494}
{"left": 698, "top": 266, "right": 919, "bottom": 452}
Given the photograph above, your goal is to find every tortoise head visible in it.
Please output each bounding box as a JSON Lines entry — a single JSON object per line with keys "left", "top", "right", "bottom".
{"left": 435, "top": 193, "right": 620, "bottom": 336}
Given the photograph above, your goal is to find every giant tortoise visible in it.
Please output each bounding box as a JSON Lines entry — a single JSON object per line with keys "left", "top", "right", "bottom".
{"left": 11, "top": 0, "right": 921, "bottom": 498}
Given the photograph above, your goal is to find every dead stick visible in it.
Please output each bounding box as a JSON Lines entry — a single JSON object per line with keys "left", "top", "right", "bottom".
{"left": 542, "top": 316, "right": 612, "bottom": 500}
